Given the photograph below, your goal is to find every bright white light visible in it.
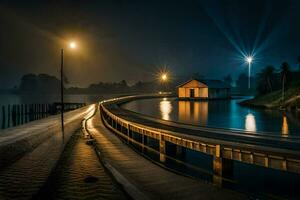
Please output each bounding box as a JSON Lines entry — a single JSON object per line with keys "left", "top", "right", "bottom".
{"left": 160, "top": 99, "right": 172, "bottom": 120}
{"left": 69, "top": 41, "right": 77, "bottom": 49}
{"left": 245, "top": 113, "right": 256, "bottom": 132}
{"left": 245, "top": 56, "right": 253, "bottom": 64}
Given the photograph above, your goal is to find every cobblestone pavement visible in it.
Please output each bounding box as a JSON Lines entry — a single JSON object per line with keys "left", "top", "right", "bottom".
{"left": 34, "top": 129, "right": 129, "bottom": 200}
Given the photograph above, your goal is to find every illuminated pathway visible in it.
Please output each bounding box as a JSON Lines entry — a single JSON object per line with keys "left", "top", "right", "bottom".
{"left": 34, "top": 129, "right": 128, "bottom": 199}
{"left": 86, "top": 105, "right": 246, "bottom": 199}
{"left": 0, "top": 105, "right": 96, "bottom": 199}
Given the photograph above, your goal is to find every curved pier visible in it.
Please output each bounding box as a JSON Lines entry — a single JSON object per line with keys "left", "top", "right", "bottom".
{"left": 100, "top": 95, "right": 300, "bottom": 178}
{"left": 87, "top": 99, "right": 246, "bottom": 199}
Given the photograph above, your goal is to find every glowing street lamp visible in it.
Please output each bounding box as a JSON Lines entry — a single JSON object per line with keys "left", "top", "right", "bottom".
{"left": 161, "top": 73, "right": 168, "bottom": 82}
{"left": 60, "top": 41, "right": 77, "bottom": 137}
{"left": 245, "top": 56, "right": 253, "bottom": 89}
{"left": 69, "top": 41, "right": 77, "bottom": 49}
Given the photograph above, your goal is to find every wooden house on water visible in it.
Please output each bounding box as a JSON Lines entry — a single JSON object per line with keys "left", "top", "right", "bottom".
{"left": 177, "top": 79, "right": 230, "bottom": 99}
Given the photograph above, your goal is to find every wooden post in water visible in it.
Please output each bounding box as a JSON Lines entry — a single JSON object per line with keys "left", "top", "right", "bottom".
{"left": 39, "top": 104, "right": 42, "bottom": 118}
{"left": 42, "top": 104, "right": 45, "bottom": 118}
{"left": 12, "top": 104, "right": 16, "bottom": 126}
{"left": 34, "top": 104, "right": 36, "bottom": 120}
{"left": 17, "top": 104, "right": 20, "bottom": 125}
{"left": 28, "top": 104, "right": 31, "bottom": 121}
{"left": 47, "top": 104, "right": 50, "bottom": 115}
{"left": 21, "top": 104, "right": 24, "bottom": 124}
{"left": 38, "top": 104, "right": 40, "bottom": 119}
{"left": 35, "top": 104, "right": 37, "bottom": 119}
{"left": 7, "top": 105, "right": 10, "bottom": 128}
{"left": 31, "top": 104, "right": 33, "bottom": 120}
{"left": 24, "top": 104, "right": 28, "bottom": 123}
{"left": 16, "top": 105, "right": 18, "bottom": 125}
{"left": 2, "top": 106, "right": 5, "bottom": 129}
{"left": 32, "top": 104, "right": 34, "bottom": 120}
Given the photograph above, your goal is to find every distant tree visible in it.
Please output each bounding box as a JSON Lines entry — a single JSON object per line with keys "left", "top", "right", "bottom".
{"left": 298, "top": 56, "right": 300, "bottom": 70}
{"left": 236, "top": 73, "right": 248, "bottom": 91}
{"left": 120, "top": 80, "right": 128, "bottom": 87}
{"left": 19, "top": 73, "right": 61, "bottom": 93}
{"left": 19, "top": 74, "right": 37, "bottom": 91}
{"left": 280, "top": 62, "right": 290, "bottom": 104}
{"left": 63, "top": 73, "right": 69, "bottom": 84}
{"left": 223, "top": 74, "right": 232, "bottom": 87}
{"left": 256, "top": 65, "right": 275, "bottom": 94}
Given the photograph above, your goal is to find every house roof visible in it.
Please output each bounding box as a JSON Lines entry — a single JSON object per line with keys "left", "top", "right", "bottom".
{"left": 177, "top": 79, "right": 230, "bottom": 89}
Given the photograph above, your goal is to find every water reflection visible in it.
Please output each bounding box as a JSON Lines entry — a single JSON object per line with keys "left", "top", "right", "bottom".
{"left": 178, "top": 101, "right": 208, "bottom": 125}
{"left": 245, "top": 113, "right": 256, "bottom": 132}
{"left": 282, "top": 114, "right": 289, "bottom": 137}
{"left": 160, "top": 98, "right": 172, "bottom": 120}
{"left": 122, "top": 97, "right": 300, "bottom": 135}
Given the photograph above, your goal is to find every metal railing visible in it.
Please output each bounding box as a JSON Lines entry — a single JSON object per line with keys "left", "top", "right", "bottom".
{"left": 100, "top": 95, "right": 300, "bottom": 176}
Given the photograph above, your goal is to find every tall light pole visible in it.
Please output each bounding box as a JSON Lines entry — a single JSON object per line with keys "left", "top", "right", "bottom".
{"left": 61, "top": 41, "right": 77, "bottom": 138}
{"left": 245, "top": 56, "right": 253, "bottom": 89}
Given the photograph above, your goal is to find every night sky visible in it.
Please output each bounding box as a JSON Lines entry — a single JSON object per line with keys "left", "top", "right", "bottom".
{"left": 0, "top": 0, "right": 300, "bottom": 88}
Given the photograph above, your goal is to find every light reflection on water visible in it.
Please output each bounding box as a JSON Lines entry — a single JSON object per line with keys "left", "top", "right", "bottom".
{"left": 160, "top": 98, "right": 172, "bottom": 120}
{"left": 282, "top": 114, "right": 289, "bottom": 137}
{"left": 122, "top": 97, "right": 300, "bottom": 136}
{"left": 178, "top": 101, "right": 208, "bottom": 125}
{"left": 245, "top": 113, "right": 257, "bottom": 132}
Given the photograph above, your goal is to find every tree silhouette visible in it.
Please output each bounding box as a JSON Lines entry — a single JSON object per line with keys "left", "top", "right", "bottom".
{"left": 236, "top": 73, "right": 248, "bottom": 91}
{"left": 223, "top": 74, "right": 232, "bottom": 87}
{"left": 280, "top": 62, "right": 290, "bottom": 104}
{"left": 256, "top": 65, "right": 275, "bottom": 94}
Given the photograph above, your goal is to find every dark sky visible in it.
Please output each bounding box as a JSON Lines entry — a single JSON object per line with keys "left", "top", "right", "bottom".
{"left": 0, "top": 0, "right": 300, "bottom": 88}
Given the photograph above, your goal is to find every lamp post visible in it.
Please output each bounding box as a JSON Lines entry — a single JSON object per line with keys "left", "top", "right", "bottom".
{"left": 245, "top": 56, "right": 253, "bottom": 89}
{"left": 61, "top": 41, "right": 77, "bottom": 137}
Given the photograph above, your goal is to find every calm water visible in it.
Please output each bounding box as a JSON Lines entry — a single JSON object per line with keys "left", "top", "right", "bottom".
{"left": 122, "top": 97, "right": 300, "bottom": 136}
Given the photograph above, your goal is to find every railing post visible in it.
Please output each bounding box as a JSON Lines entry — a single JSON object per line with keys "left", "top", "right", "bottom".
{"left": 213, "top": 144, "right": 233, "bottom": 187}
{"left": 213, "top": 145, "right": 222, "bottom": 176}
{"left": 159, "top": 134, "right": 166, "bottom": 162}
{"left": 264, "top": 157, "right": 269, "bottom": 167}
{"left": 127, "top": 124, "right": 130, "bottom": 143}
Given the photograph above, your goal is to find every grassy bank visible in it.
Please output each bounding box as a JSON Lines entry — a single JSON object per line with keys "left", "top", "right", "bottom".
{"left": 240, "top": 86, "right": 300, "bottom": 109}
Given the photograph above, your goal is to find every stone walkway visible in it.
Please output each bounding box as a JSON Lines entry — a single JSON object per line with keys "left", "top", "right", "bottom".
{"left": 34, "top": 129, "right": 128, "bottom": 200}
{"left": 87, "top": 108, "right": 248, "bottom": 200}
